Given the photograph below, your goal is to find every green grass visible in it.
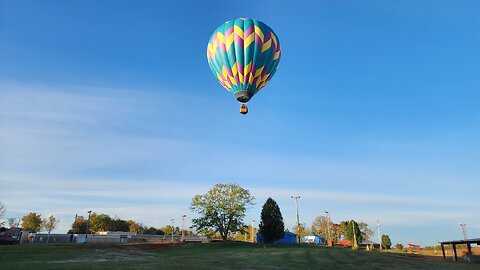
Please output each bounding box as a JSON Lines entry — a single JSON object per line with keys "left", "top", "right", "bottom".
{"left": 0, "top": 242, "right": 477, "bottom": 270}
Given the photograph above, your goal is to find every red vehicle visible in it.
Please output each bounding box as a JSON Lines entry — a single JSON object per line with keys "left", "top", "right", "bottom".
{"left": 0, "top": 230, "right": 22, "bottom": 245}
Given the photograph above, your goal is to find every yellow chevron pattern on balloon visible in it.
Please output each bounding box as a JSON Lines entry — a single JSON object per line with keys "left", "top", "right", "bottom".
{"left": 206, "top": 18, "right": 281, "bottom": 101}
{"left": 206, "top": 26, "right": 280, "bottom": 60}
{"left": 254, "top": 26, "right": 264, "bottom": 42}
{"left": 212, "top": 62, "right": 275, "bottom": 92}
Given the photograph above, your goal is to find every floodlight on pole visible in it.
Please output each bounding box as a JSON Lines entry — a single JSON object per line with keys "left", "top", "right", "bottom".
{"left": 291, "top": 196, "right": 301, "bottom": 245}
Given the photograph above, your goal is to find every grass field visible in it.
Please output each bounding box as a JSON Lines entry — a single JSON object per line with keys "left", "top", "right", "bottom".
{"left": 0, "top": 242, "right": 478, "bottom": 270}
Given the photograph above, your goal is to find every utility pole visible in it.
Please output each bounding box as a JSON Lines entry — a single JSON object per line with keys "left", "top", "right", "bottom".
{"left": 85, "top": 210, "right": 92, "bottom": 243}
{"left": 352, "top": 221, "right": 357, "bottom": 249}
{"left": 377, "top": 220, "right": 382, "bottom": 250}
{"left": 171, "top": 219, "right": 175, "bottom": 243}
{"left": 251, "top": 220, "right": 255, "bottom": 243}
{"left": 459, "top": 223, "right": 468, "bottom": 240}
{"left": 325, "top": 211, "right": 330, "bottom": 243}
{"left": 181, "top": 214, "right": 186, "bottom": 242}
{"left": 291, "top": 196, "right": 301, "bottom": 245}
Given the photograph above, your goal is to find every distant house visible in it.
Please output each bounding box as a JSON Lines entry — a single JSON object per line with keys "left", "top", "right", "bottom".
{"left": 358, "top": 241, "right": 381, "bottom": 249}
{"left": 336, "top": 239, "right": 352, "bottom": 247}
{"left": 302, "top": 234, "right": 326, "bottom": 244}
{"left": 257, "top": 231, "right": 297, "bottom": 244}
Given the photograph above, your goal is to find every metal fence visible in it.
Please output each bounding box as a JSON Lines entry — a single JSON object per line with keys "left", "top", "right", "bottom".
{"left": 29, "top": 233, "right": 208, "bottom": 244}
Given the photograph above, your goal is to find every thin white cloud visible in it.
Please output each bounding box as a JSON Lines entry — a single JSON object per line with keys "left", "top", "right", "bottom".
{"left": 1, "top": 81, "right": 478, "bottom": 245}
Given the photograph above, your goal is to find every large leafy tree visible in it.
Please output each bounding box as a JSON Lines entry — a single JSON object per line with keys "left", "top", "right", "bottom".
{"left": 8, "top": 218, "right": 20, "bottom": 228}
{"left": 110, "top": 218, "right": 130, "bottom": 232}
{"left": 127, "top": 220, "right": 144, "bottom": 234}
{"left": 292, "top": 223, "right": 310, "bottom": 239}
{"left": 21, "top": 212, "right": 42, "bottom": 232}
{"left": 161, "top": 225, "right": 181, "bottom": 236}
{"left": 381, "top": 234, "right": 392, "bottom": 249}
{"left": 89, "top": 213, "right": 112, "bottom": 232}
{"left": 259, "top": 198, "right": 284, "bottom": 243}
{"left": 0, "top": 202, "right": 6, "bottom": 226}
{"left": 42, "top": 214, "right": 59, "bottom": 243}
{"left": 311, "top": 216, "right": 332, "bottom": 239}
{"left": 143, "top": 226, "right": 164, "bottom": 235}
{"left": 358, "top": 222, "right": 373, "bottom": 243}
{"left": 191, "top": 183, "right": 254, "bottom": 242}
{"left": 331, "top": 223, "right": 341, "bottom": 243}
{"left": 68, "top": 216, "right": 88, "bottom": 234}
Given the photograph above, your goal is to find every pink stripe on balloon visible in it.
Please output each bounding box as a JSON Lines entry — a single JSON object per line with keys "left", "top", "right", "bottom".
{"left": 234, "top": 34, "right": 244, "bottom": 48}
{"left": 252, "top": 76, "right": 259, "bottom": 86}
{"left": 218, "top": 41, "right": 226, "bottom": 52}
{"left": 237, "top": 63, "right": 244, "bottom": 75}
{"left": 225, "top": 66, "right": 233, "bottom": 77}
{"left": 264, "top": 32, "right": 271, "bottom": 42}
{"left": 244, "top": 26, "right": 254, "bottom": 37}
{"left": 254, "top": 34, "right": 263, "bottom": 47}
{"left": 225, "top": 26, "right": 234, "bottom": 36}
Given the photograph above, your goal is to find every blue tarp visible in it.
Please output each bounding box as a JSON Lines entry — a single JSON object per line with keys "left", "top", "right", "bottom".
{"left": 302, "top": 234, "right": 326, "bottom": 244}
{"left": 256, "top": 231, "right": 297, "bottom": 244}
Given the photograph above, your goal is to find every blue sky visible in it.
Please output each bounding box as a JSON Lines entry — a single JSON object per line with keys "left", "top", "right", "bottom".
{"left": 0, "top": 0, "right": 479, "bottom": 245}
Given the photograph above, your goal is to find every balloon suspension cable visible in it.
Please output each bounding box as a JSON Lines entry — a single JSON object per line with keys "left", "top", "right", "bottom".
{"left": 240, "top": 103, "right": 248, "bottom": 115}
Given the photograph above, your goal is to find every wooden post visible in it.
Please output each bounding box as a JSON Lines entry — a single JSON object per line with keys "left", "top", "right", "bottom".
{"left": 467, "top": 243, "right": 472, "bottom": 257}
{"left": 452, "top": 244, "right": 457, "bottom": 262}
{"left": 441, "top": 244, "right": 445, "bottom": 259}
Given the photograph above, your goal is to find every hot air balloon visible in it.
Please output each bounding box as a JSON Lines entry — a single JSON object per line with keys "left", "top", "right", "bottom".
{"left": 206, "top": 18, "right": 281, "bottom": 115}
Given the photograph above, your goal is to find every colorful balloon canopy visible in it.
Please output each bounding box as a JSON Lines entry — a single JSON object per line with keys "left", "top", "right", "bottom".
{"left": 206, "top": 18, "right": 281, "bottom": 104}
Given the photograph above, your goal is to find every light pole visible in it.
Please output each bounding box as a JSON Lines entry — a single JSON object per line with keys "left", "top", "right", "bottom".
{"left": 291, "top": 196, "right": 301, "bottom": 245}
{"left": 171, "top": 219, "right": 175, "bottom": 243}
{"left": 85, "top": 210, "right": 92, "bottom": 243}
{"left": 251, "top": 220, "right": 255, "bottom": 243}
{"left": 459, "top": 223, "right": 468, "bottom": 240}
{"left": 377, "top": 220, "right": 382, "bottom": 250}
{"left": 325, "top": 211, "right": 330, "bottom": 244}
{"left": 182, "top": 215, "right": 186, "bottom": 242}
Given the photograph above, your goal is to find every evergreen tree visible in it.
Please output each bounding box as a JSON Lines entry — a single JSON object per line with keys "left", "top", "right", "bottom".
{"left": 340, "top": 220, "right": 363, "bottom": 245}
{"left": 259, "top": 198, "right": 285, "bottom": 243}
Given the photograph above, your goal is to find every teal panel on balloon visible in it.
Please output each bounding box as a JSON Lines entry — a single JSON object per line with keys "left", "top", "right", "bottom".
{"left": 207, "top": 18, "right": 281, "bottom": 103}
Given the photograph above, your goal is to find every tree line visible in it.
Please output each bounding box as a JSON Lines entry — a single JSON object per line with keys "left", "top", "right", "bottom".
{"left": 1, "top": 183, "right": 393, "bottom": 248}
{"left": 0, "top": 202, "right": 193, "bottom": 236}
{"left": 68, "top": 212, "right": 193, "bottom": 236}
{"left": 0, "top": 204, "right": 59, "bottom": 241}
{"left": 188, "top": 183, "right": 392, "bottom": 248}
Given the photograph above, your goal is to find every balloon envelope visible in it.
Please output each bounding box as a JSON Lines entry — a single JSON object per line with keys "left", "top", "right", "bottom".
{"left": 207, "top": 18, "right": 281, "bottom": 103}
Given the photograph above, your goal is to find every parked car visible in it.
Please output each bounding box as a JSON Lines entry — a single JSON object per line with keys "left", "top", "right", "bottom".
{"left": 0, "top": 233, "right": 20, "bottom": 244}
